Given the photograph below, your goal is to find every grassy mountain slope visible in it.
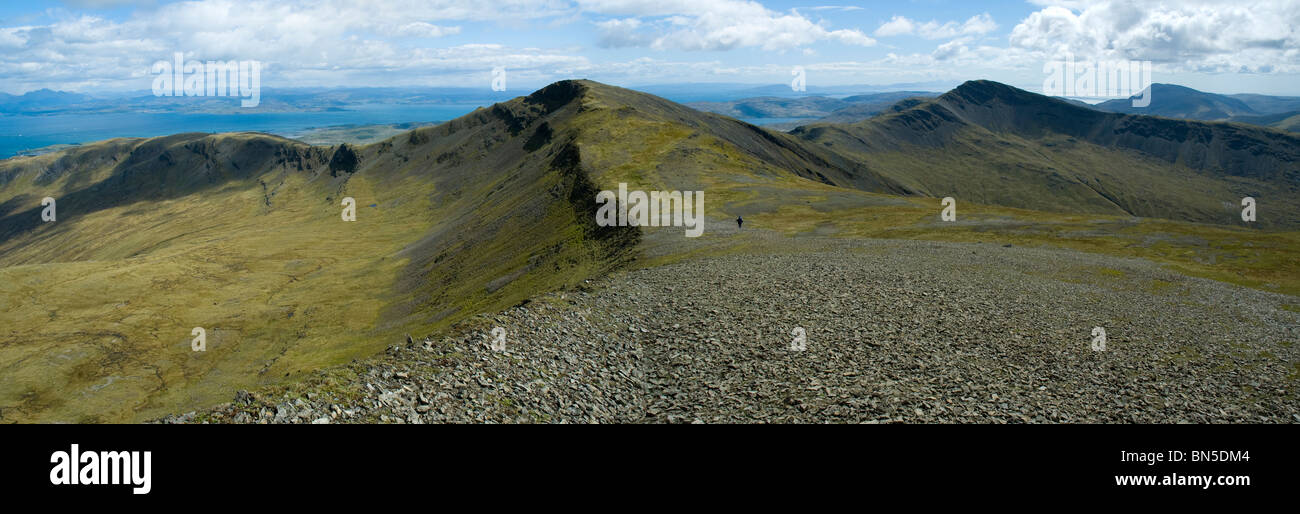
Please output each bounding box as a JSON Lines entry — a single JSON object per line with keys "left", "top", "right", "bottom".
{"left": 1228, "top": 93, "right": 1300, "bottom": 115}
{"left": 564, "top": 80, "right": 910, "bottom": 197}
{"left": 0, "top": 83, "right": 640, "bottom": 422}
{"left": 1094, "top": 85, "right": 1300, "bottom": 133}
{"left": 1, "top": 78, "right": 1297, "bottom": 423}
{"left": 789, "top": 80, "right": 1300, "bottom": 228}
{"left": 516, "top": 80, "right": 1300, "bottom": 298}
{"left": 0, "top": 78, "right": 901, "bottom": 422}
{"left": 1269, "top": 112, "right": 1300, "bottom": 132}
{"left": 1229, "top": 110, "right": 1300, "bottom": 133}
{"left": 811, "top": 94, "right": 934, "bottom": 124}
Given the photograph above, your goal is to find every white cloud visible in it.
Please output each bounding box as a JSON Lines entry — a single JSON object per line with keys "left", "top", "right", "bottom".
{"left": 932, "top": 38, "right": 971, "bottom": 60}
{"left": 0, "top": 0, "right": 880, "bottom": 93}
{"left": 596, "top": 18, "right": 654, "bottom": 47}
{"left": 1009, "top": 0, "right": 1300, "bottom": 72}
{"left": 874, "top": 16, "right": 915, "bottom": 38}
{"left": 874, "top": 13, "right": 997, "bottom": 39}
{"left": 581, "top": 0, "right": 875, "bottom": 50}
{"left": 394, "top": 23, "right": 463, "bottom": 38}
{"left": 60, "top": 0, "right": 158, "bottom": 7}
{"left": 3, "top": 0, "right": 1298, "bottom": 94}
{"left": 0, "top": 0, "right": 580, "bottom": 92}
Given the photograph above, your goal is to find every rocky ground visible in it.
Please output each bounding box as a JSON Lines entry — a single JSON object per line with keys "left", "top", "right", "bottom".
{"left": 162, "top": 228, "right": 1300, "bottom": 424}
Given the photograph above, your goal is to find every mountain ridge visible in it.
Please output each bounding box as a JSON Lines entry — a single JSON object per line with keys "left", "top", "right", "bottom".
{"left": 1095, "top": 83, "right": 1259, "bottom": 119}
{"left": 787, "top": 79, "right": 1300, "bottom": 225}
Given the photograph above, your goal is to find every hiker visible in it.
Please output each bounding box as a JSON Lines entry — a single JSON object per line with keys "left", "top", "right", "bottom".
{"left": 736, "top": 216, "right": 744, "bottom": 229}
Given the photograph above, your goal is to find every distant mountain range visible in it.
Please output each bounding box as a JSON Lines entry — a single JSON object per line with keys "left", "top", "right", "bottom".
{"left": 687, "top": 91, "right": 936, "bottom": 129}
{"left": 790, "top": 80, "right": 1299, "bottom": 226}
{"left": 683, "top": 82, "right": 1300, "bottom": 134}
{"left": 1094, "top": 83, "right": 1260, "bottom": 118}
{"left": 1090, "top": 83, "right": 1300, "bottom": 132}
{"left": 633, "top": 80, "right": 958, "bottom": 103}
{"left": 0, "top": 82, "right": 962, "bottom": 116}
{"left": 0, "top": 89, "right": 94, "bottom": 112}
{"left": 0, "top": 87, "right": 518, "bottom": 115}
{"left": 8, "top": 81, "right": 1300, "bottom": 135}
{"left": 679, "top": 80, "right": 1299, "bottom": 226}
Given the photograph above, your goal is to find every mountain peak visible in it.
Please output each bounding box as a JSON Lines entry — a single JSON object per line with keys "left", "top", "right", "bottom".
{"left": 941, "top": 80, "right": 1042, "bottom": 106}
{"left": 1097, "top": 83, "right": 1258, "bottom": 118}
{"left": 522, "top": 79, "right": 591, "bottom": 111}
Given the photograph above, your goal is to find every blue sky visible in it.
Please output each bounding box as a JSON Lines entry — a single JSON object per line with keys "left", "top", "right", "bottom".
{"left": 1, "top": 0, "right": 1298, "bottom": 96}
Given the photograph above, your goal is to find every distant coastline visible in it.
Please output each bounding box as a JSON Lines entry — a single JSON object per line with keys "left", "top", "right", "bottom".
{"left": 0, "top": 103, "right": 480, "bottom": 159}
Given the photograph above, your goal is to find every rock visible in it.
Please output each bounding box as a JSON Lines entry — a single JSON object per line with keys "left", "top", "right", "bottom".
{"left": 160, "top": 237, "right": 1299, "bottom": 425}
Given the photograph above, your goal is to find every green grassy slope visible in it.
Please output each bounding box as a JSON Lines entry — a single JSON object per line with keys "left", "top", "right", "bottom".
{"left": 1229, "top": 111, "right": 1300, "bottom": 133}
{"left": 568, "top": 80, "right": 1299, "bottom": 296}
{"left": 0, "top": 78, "right": 1297, "bottom": 423}
{"left": 788, "top": 80, "right": 1300, "bottom": 228}
{"left": 0, "top": 84, "right": 638, "bottom": 422}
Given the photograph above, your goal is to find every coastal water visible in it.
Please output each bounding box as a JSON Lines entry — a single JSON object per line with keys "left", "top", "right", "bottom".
{"left": 0, "top": 96, "right": 811, "bottom": 159}
{"left": 0, "top": 103, "right": 486, "bottom": 159}
{"left": 739, "top": 117, "right": 818, "bottom": 126}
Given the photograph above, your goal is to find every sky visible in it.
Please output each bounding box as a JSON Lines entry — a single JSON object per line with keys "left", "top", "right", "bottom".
{"left": 1, "top": 0, "right": 1298, "bottom": 96}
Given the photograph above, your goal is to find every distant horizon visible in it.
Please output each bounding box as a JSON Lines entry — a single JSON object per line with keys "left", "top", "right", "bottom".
{"left": 5, "top": 78, "right": 1299, "bottom": 103}
{"left": 3, "top": 1, "right": 1298, "bottom": 98}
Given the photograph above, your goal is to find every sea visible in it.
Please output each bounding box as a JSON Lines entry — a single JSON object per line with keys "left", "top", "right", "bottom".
{"left": 0, "top": 103, "right": 488, "bottom": 159}
{"left": 0, "top": 96, "right": 813, "bottom": 160}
